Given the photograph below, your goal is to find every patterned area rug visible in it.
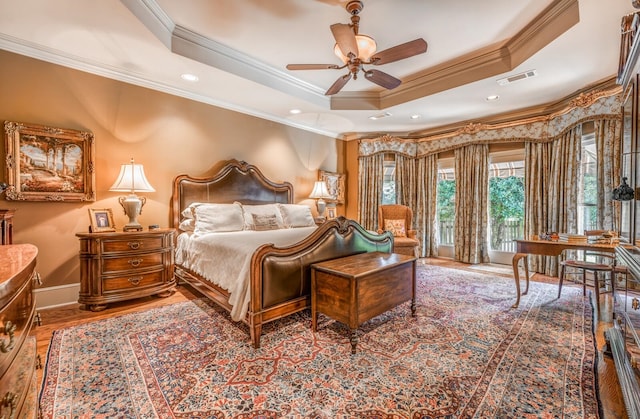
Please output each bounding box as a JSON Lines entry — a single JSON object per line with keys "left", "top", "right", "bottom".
{"left": 40, "top": 264, "right": 600, "bottom": 418}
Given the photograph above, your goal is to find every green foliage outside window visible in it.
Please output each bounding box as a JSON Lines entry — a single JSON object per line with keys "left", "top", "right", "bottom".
{"left": 489, "top": 176, "right": 524, "bottom": 249}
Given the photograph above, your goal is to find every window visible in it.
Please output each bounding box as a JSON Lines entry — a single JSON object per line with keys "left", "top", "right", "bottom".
{"left": 488, "top": 150, "right": 525, "bottom": 255}
{"left": 578, "top": 132, "right": 597, "bottom": 233}
{"left": 437, "top": 158, "right": 455, "bottom": 246}
{"left": 382, "top": 154, "right": 396, "bottom": 205}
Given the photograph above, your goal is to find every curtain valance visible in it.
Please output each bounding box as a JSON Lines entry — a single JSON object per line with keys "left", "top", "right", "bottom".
{"left": 358, "top": 90, "right": 622, "bottom": 158}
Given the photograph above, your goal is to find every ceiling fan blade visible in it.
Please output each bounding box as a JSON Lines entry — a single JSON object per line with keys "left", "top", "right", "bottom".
{"left": 325, "top": 73, "right": 352, "bottom": 95}
{"left": 330, "top": 23, "right": 358, "bottom": 58}
{"left": 370, "top": 38, "right": 428, "bottom": 65}
{"left": 364, "top": 69, "right": 402, "bottom": 90}
{"left": 286, "top": 64, "right": 340, "bottom": 70}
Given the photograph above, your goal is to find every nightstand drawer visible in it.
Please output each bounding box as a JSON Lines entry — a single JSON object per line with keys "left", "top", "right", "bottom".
{"left": 101, "top": 236, "right": 164, "bottom": 253}
{"left": 102, "top": 253, "right": 164, "bottom": 273}
{"left": 103, "top": 270, "right": 165, "bottom": 292}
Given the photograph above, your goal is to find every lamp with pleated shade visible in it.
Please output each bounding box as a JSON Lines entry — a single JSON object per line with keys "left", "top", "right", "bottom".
{"left": 309, "top": 181, "right": 332, "bottom": 218}
{"left": 109, "top": 158, "right": 155, "bottom": 231}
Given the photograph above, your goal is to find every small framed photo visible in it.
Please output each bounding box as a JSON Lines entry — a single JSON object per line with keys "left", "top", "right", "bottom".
{"left": 326, "top": 207, "right": 337, "bottom": 219}
{"left": 89, "top": 208, "right": 116, "bottom": 232}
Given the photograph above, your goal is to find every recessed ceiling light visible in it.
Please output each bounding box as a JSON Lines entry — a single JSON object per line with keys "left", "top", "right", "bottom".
{"left": 486, "top": 95, "right": 500, "bottom": 101}
{"left": 369, "top": 112, "right": 392, "bottom": 120}
{"left": 410, "top": 114, "right": 421, "bottom": 119}
{"left": 289, "top": 109, "right": 302, "bottom": 114}
{"left": 180, "top": 73, "right": 199, "bottom": 82}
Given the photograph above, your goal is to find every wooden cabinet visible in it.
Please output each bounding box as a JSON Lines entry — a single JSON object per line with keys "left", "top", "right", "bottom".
{"left": 0, "top": 209, "right": 15, "bottom": 245}
{"left": 76, "top": 229, "right": 176, "bottom": 311}
{"left": 0, "top": 244, "right": 39, "bottom": 419}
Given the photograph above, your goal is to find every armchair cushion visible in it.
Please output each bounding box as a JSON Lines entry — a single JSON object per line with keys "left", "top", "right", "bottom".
{"left": 384, "top": 219, "right": 406, "bottom": 237}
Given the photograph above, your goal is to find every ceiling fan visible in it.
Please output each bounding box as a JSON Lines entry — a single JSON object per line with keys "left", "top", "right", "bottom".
{"left": 286, "top": 0, "right": 428, "bottom": 95}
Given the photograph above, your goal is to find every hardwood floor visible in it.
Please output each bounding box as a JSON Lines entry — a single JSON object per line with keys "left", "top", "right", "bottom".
{"left": 33, "top": 258, "right": 626, "bottom": 418}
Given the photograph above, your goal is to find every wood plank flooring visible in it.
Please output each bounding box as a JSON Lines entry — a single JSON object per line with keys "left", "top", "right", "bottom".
{"left": 33, "top": 258, "right": 626, "bottom": 418}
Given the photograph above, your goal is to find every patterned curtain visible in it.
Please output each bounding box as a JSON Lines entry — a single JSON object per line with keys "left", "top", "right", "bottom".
{"left": 395, "top": 153, "right": 416, "bottom": 210}
{"left": 595, "top": 118, "right": 621, "bottom": 232}
{"left": 415, "top": 154, "right": 438, "bottom": 257}
{"left": 524, "top": 142, "right": 552, "bottom": 274}
{"left": 454, "top": 144, "right": 490, "bottom": 263}
{"left": 545, "top": 126, "right": 581, "bottom": 275}
{"left": 358, "top": 153, "right": 384, "bottom": 230}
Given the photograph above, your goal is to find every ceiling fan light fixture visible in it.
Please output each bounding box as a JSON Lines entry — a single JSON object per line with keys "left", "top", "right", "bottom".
{"left": 333, "top": 34, "right": 377, "bottom": 63}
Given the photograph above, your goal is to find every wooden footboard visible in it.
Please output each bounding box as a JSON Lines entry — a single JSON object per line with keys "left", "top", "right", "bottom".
{"left": 248, "top": 217, "right": 392, "bottom": 348}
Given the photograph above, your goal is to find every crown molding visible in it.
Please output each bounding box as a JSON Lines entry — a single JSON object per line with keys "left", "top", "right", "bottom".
{"left": 122, "top": 0, "right": 579, "bottom": 111}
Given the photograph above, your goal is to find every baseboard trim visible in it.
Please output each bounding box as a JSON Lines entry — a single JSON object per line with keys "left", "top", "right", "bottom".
{"left": 34, "top": 283, "right": 80, "bottom": 310}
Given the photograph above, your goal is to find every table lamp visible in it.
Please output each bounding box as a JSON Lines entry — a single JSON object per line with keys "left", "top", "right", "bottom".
{"left": 309, "top": 181, "right": 332, "bottom": 218}
{"left": 109, "top": 158, "right": 155, "bottom": 231}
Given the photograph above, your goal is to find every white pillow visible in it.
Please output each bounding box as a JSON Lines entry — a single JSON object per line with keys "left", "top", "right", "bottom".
{"left": 179, "top": 218, "right": 195, "bottom": 232}
{"left": 240, "top": 203, "right": 285, "bottom": 230}
{"left": 181, "top": 202, "right": 203, "bottom": 219}
{"left": 278, "top": 204, "right": 315, "bottom": 228}
{"left": 193, "top": 203, "right": 245, "bottom": 234}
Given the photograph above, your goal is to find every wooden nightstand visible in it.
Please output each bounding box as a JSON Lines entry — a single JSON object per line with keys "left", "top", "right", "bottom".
{"left": 76, "top": 228, "right": 176, "bottom": 311}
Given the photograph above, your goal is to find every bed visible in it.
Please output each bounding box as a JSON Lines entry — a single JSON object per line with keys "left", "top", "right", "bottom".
{"left": 170, "top": 159, "right": 393, "bottom": 348}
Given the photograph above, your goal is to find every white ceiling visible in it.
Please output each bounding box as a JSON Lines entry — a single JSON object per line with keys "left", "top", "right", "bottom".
{"left": 0, "top": 0, "right": 635, "bottom": 139}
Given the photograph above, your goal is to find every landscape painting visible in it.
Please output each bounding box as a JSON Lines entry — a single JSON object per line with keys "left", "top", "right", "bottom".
{"left": 4, "top": 121, "right": 95, "bottom": 202}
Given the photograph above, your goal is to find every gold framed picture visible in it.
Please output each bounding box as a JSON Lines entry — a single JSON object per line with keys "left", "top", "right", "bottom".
{"left": 319, "top": 170, "right": 346, "bottom": 204}
{"left": 4, "top": 120, "right": 96, "bottom": 202}
{"left": 89, "top": 208, "right": 116, "bottom": 232}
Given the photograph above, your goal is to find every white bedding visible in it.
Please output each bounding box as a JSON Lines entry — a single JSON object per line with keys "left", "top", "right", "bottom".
{"left": 175, "top": 226, "right": 318, "bottom": 321}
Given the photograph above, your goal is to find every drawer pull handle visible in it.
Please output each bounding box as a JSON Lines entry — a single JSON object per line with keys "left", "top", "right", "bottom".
{"left": 0, "top": 321, "right": 16, "bottom": 353}
{"left": 128, "top": 259, "right": 143, "bottom": 267}
{"left": 0, "top": 392, "right": 16, "bottom": 419}
{"left": 128, "top": 277, "right": 143, "bottom": 286}
{"left": 128, "top": 241, "right": 142, "bottom": 250}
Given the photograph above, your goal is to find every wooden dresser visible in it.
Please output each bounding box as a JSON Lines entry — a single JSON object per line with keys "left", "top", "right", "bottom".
{"left": 76, "top": 229, "right": 176, "bottom": 311}
{"left": 0, "top": 244, "right": 39, "bottom": 419}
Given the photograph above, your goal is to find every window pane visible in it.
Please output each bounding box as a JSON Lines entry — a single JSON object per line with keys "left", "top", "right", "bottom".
{"left": 488, "top": 158, "right": 524, "bottom": 252}
{"left": 578, "top": 134, "right": 597, "bottom": 232}
{"left": 437, "top": 166, "right": 455, "bottom": 245}
{"left": 382, "top": 158, "right": 396, "bottom": 205}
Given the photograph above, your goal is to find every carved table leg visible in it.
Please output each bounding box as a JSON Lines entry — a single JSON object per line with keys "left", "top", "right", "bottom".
{"left": 89, "top": 304, "right": 107, "bottom": 312}
{"left": 350, "top": 329, "right": 358, "bottom": 354}
{"left": 511, "top": 253, "right": 528, "bottom": 308}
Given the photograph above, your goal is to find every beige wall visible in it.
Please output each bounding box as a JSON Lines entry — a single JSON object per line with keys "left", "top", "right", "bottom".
{"left": 0, "top": 50, "right": 344, "bottom": 290}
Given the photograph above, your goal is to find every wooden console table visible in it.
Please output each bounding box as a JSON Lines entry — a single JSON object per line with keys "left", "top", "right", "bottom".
{"left": 511, "top": 239, "right": 616, "bottom": 308}
{"left": 311, "top": 252, "right": 416, "bottom": 354}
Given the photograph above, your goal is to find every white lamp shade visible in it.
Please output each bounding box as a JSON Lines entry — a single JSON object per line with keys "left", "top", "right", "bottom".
{"left": 109, "top": 160, "right": 155, "bottom": 193}
{"left": 309, "top": 181, "right": 332, "bottom": 199}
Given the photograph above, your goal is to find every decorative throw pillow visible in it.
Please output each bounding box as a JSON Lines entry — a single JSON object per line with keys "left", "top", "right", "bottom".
{"left": 239, "top": 203, "right": 285, "bottom": 230}
{"left": 278, "top": 204, "right": 316, "bottom": 228}
{"left": 252, "top": 214, "right": 280, "bottom": 231}
{"left": 385, "top": 219, "right": 406, "bottom": 237}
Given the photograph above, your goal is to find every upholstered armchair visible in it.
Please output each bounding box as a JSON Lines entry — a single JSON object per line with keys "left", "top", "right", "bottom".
{"left": 377, "top": 204, "right": 420, "bottom": 257}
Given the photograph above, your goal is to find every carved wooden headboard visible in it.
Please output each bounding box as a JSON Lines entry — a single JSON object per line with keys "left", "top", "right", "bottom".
{"left": 170, "top": 159, "right": 293, "bottom": 228}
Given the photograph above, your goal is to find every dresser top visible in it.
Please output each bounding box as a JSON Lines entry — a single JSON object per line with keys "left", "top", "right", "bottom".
{"left": 0, "top": 243, "right": 37, "bottom": 279}
{"left": 0, "top": 244, "right": 38, "bottom": 302}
